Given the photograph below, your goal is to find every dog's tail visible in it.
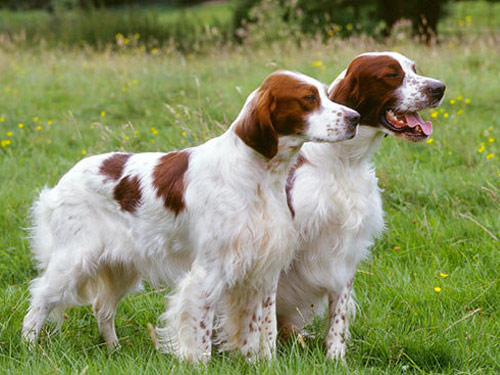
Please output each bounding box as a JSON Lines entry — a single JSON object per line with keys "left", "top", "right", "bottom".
{"left": 28, "top": 186, "right": 59, "bottom": 270}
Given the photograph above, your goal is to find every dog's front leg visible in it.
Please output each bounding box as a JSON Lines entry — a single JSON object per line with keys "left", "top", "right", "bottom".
{"left": 259, "top": 287, "right": 277, "bottom": 360}
{"left": 157, "top": 266, "right": 220, "bottom": 363}
{"left": 325, "top": 278, "right": 354, "bottom": 360}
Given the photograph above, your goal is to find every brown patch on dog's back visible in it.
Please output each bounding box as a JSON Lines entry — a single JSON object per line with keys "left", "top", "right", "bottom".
{"left": 285, "top": 154, "right": 308, "bottom": 218}
{"left": 100, "top": 153, "right": 132, "bottom": 181}
{"left": 153, "top": 151, "right": 190, "bottom": 215}
{"left": 114, "top": 175, "right": 142, "bottom": 213}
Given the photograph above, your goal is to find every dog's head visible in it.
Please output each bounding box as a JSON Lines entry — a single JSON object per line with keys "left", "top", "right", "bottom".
{"left": 235, "top": 70, "right": 360, "bottom": 159}
{"left": 329, "top": 52, "right": 445, "bottom": 142}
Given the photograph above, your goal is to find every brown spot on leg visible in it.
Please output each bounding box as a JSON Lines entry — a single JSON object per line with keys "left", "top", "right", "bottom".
{"left": 153, "top": 151, "right": 190, "bottom": 215}
{"left": 114, "top": 175, "right": 142, "bottom": 213}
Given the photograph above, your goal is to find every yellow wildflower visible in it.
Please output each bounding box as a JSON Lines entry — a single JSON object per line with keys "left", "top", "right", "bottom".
{"left": 1, "top": 139, "right": 12, "bottom": 147}
{"left": 134, "top": 130, "right": 139, "bottom": 135}
{"left": 449, "top": 99, "right": 456, "bottom": 105}
{"left": 488, "top": 137, "right": 494, "bottom": 143}
{"left": 312, "top": 61, "right": 323, "bottom": 67}
{"left": 101, "top": 111, "right": 106, "bottom": 117}
{"left": 465, "top": 15, "right": 472, "bottom": 23}
{"left": 18, "top": 123, "right": 24, "bottom": 129}
{"left": 443, "top": 113, "right": 449, "bottom": 118}
{"left": 33, "top": 116, "right": 39, "bottom": 122}
{"left": 431, "top": 112, "right": 438, "bottom": 118}
{"left": 434, "top": 287, "right": 442, "bottom": 293}
{"left": 458, "top": 95, "right": 463, "bottom": 101}
{"left": 35, "top": 125, "right": 42, "bottom": 131}
{"left": 346, "top": 23, "right": 353, "bottom": 31}
{"left": 182, "top": 131, "right": 187, "bottom": 137}
{"left": 486, "top": 153, "right": 495, "bottom": 160}
{"left": 426, "top": 138, "right": 434, "bottom": 144}
{"left": 439, "top": 273, "right": 449, "bottom": 278}
{"left": 4, "top": 86, "right": 10, "bottom": 93}
{"left": 150, "top": 127, "right": 158, "bottom": 136}
{"left": 465, "top": 98, "right": 471, "bottom": 104}
{"left": 47, "top": 120, "right": 53, "bottom": 125}
{"left": 457, "top": 109, "right": 463, "bottom": 115}
{"left": 134, "top": 33, "right": 140, "bottom": 39}
{"left": 327, "top": 29, "right": 335, "bottom": 36}
{"left": 6, "top": 132, "right": 13, "bottom": 137}
{"left": 0, "top": 117, "right": 5, "bottom": 122}
{"left": 124, "top": 136, "right": 129, "bottom": 141}
{"left": 478, "top": 143, "right": 485, "bottom": 153}
{"left": 81, "top": 149, "right": 87, "bottom": 155}
{"left": 116, "top": 33, "right": 123, "bottom": 39}
{"left": 439, "top": 108, "right": 445, "bottom": 113}
{"left": 151, "top": 48, "right": 159, "bottom": 55}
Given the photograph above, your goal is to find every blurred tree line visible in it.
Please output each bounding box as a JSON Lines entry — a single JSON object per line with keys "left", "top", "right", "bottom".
{"left": 236, "top": 0, "right": 497, "bottom": 43}
{"left": 1, "top": 0, "right": 498, "bottom": 43}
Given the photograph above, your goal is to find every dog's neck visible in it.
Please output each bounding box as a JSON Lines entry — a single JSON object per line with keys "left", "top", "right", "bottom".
{"left": 227, "top": 130, "right": 303, "bottom": 189}
{"left": 302, "top": 126, "right": 384, "bottom": 170}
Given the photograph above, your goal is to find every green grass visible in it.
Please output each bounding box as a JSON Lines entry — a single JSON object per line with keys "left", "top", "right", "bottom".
{"left": 1, "top": 10, "right": 500, "bottom": 375}
{"left": 0, "top": 1, "right": 235, "bottom": 51}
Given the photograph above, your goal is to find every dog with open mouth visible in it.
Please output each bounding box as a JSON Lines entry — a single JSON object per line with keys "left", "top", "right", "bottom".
{"left": 277, "top": 52, "right": 445, "bottom": 359}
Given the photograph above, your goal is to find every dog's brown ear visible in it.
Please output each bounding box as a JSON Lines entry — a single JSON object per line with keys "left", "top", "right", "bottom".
{"left": 329, "top": 73, "right": 360, "bottom": 110}
{"left": 234, "top": 89, "right": 278, "bottom": 159}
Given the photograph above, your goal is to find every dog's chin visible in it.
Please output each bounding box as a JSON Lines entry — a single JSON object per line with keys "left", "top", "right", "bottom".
{"left": 377, "top": 110, "right": 432, "bottom": 143}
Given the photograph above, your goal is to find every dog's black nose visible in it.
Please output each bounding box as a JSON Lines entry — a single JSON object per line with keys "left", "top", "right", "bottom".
{"left": 427, "top": 81, "right": 446, "bottom": 100}
{"left": 346, "top": 112, "right": 360, "bottom": 127}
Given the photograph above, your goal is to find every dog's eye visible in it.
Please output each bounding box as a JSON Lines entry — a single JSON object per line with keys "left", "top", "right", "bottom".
{"left": 303, "top": 94, "right": 317, "bottom": 103}
{"left": 385, "top": 72, "right": 400, "bottom": 79}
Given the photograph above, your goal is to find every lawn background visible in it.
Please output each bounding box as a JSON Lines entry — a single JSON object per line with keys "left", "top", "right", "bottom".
{"left": 1, "top": 1, "right": 500, "bottom": 374}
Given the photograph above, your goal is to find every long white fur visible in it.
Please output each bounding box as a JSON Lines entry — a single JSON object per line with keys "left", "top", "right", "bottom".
{"left": 276, "top": 52, "right": 444, "bottom": 359}
{"left": 22, "top": 71, "right": 359, "bottom": 362}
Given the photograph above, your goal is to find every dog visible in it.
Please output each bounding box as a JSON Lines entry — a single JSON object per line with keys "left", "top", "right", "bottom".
{"left": 22, "top": 70, "right": 360, "bottom": 362}
{"left": 277, "top": 52, "right": 445, "bottom": 359}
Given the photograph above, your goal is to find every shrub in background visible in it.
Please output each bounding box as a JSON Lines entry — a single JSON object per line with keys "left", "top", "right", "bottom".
{"left": 234, "top": 0, "right": 453, "bottom": 43}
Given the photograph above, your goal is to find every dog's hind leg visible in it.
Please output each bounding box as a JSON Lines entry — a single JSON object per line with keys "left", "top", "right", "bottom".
{"left": 22, "top": 251, "right": 88, "bottom": 348}
{"left": 92, "top": 263, "right": 140, "bottom": 349}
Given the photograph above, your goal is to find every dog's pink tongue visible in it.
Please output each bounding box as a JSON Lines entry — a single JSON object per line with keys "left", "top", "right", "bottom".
{"left": 404, "top": 113, "right": 433, "bottom": 135}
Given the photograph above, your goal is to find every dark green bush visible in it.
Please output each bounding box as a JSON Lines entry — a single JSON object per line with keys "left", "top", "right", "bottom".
{"left": 234, "top": 0, "right": 452, "bottom": 42}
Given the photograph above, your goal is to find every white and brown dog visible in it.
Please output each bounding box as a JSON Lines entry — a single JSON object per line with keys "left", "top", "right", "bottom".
{"left": 22, "top": 70, "right": 360, "bottom": 362}
{"left": 278, "top": 52, "right": 445, "bottom": 359}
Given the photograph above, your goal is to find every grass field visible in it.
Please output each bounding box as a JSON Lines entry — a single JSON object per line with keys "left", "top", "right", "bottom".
{"left": 1, "top": 6, "right": 500, "bottom": 375}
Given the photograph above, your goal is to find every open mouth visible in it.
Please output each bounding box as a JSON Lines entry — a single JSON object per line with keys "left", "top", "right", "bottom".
{"left": 381, "top": 110, "right": 433, "bottom": 140}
